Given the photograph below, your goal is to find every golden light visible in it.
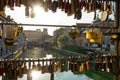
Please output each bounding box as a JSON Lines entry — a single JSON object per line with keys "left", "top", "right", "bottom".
{"left": 111, "top": 34, "right": 118, "bottom": 39}
{"left": 31, "top": 70, "right": 40, "bottom": 79}
{"left": 111, "top": 33, "right": 120, "bottom": 40}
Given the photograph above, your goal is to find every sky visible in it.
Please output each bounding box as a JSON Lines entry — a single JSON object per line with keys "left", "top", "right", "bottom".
{"left": 5, "top": 5, "right": 114, "bottom": 36}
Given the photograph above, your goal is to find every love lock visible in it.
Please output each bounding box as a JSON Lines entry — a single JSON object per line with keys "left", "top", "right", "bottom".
{"left": 68, "top": 27, "right": 79, "bottom": 39}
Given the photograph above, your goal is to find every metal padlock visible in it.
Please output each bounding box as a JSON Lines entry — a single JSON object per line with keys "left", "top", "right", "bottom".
{"left": 106, "top": 56, "right": 112, "bottom": 72}
{"left": 32, "top": 60, "right": 37, "bottom": 70}
{"left": 86, "top": 61, "right": 90, "bottom": 71}
{"left": 37, "top": 59, "right": 41, "bottom": 71}
{"left": 48, "top": 60, "right": 52, "bottom": 73}
{"left": 79, "top": 63, "right": 84, "bottom": 73}
{"left": 45, "top": 59, "right": 49, "bottom": 73}
{"left": 4, "top": 60, "right": 10, "bottom": 80}
{"left": 74, "top": 62, "right": 79, "bottom": 72}
{"left": 0, "top": 60, "right": 5, "bottom": 76}
{"left": 13, "top": 60, "right": 18, "bottom": 80}
{"left": 64, "top": 59, "right": 68, "bottom": 72}
{"left": 41, "top": 59, "right": 45, "bottom": 74}
{"left": 101, "top": 57, "right": 106, "bottom": 71}
{"left": 60, "top": 60, "right": 65, "bottom": 72}
{"left": 27, "top": 59, "right": 32, "bottom": 80}
{"left": 22, "top": 59, "right": 27, "bottom": 74}
{"left": 18, "top": 61, "right": 24, "bottom": 78}
{"left": 28, "top": 59, "right": 31, "bottom": 69}
{"left": 68, "top": 60, "right": 72, "bottom": 70}
{"left": 54, "top": 60, "right": 58, "bottom": 72}
{"left": 94, "top": 57, "right": 100, "bottom": 71}
{"left": 8, "top": 61, "right": 14, "bottom": 80}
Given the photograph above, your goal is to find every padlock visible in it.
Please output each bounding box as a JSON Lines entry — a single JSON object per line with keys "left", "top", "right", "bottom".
{"left": 9, "top": 60, "right": 15, "bottom": 80}
{"left": 85, "top": 61, "right": 90, "bottom": 71}
{"left": 0, "top": 61, "right": 5, "bottom": 76}
{"left": 79, "top": 63, "right": 84, "bottom": 73}
{"left": 64, "top": 59, "right": 68, "bottom": 72}
{"left": 94, "top": 56, "right": 100, "bottom": 71}
{"left": 4, "top": 61, "right": 10, "bottom": 80}
{"left": 101, "top": 57, "right": 106, "bottom": 71}
{"left": 84, "top": 62, "right": 87, "bottom": 71}
{"left": 69, "top": 57, "right": 74, "bottom": 72}
{"left": 74, "top": 62, "right": 79, "bottom": 72}
{"left": 54, "top": 61, "right": 58, "bottom": 72}
{"left": 60, "top": 60, "right": 65, "bottom": 72}
{"left": 70, "top": 62, "right": 74, "bottom": 72}
{"left": 18, "top": 61, "right": 24, "bottom": 78}
{"left": 41, "top": 59, "right": 45, "bottom": 74}
{"left": 27, "top": 59, "right": 32, "bottom": 80}
{"left": 13, "top": 60, "right": 18, "bottom": 80}
{"left": 22, "top": 59, "right": 27, "bottom": 74}
{"left": 46, "top": 59, "right": 49, "bottom": 73}
{"left": 37, "top": 59, "right": 41, "bottom": 71}
{"left": 48, "top": 60, "right": 52, "bottom": 73}
{"left": 106, "top": 56, "right": 112, "bottom": 72}
{"left": 32, "top": 60, "right": 37, "bottom": 70}
{"left": 8, "top": 62, "right": 14, "bottom": 80}
{"left": 68, "top": 59, "right": 72, "bottom": 70}
{"left": 109, "top": 56, "right": 113, "bottom": 73}
{"left": 105, "top": 57, "right": 109, "bottom": 72}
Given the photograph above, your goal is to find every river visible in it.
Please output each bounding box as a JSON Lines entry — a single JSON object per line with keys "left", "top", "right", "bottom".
{"left": 0, "top": 47, "right": 93, "bottom": 80}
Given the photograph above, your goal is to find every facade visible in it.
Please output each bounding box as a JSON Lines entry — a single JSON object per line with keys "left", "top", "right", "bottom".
{"left": 23, "top": 28, "right": 52, "bottom": 48}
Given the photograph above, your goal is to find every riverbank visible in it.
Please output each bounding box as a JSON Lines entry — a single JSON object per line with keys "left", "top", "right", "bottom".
{"left": 50, "top": 47, "right": 113, "bottom": 80}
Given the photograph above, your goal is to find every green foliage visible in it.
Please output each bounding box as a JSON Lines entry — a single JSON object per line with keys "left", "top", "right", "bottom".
{"left": 64, "top": 46, "right": 87, "bottom": 55}
{"left": 57, "top": 33, "right": 74, "bottom": 48}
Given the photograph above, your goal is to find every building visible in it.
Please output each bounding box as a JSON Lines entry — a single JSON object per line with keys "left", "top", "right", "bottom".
{"left": 0, "top": 15, "right": 27, "bottom": 58}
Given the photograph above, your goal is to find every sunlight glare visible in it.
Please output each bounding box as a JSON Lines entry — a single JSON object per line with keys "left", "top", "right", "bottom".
{"left": 46, "top": 54, "right": 53, "bottom": 59}
{"left": 31, "top": 70, "right": 40, "bottom": 80}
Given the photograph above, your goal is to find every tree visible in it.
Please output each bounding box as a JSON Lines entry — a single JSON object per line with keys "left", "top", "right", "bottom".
{"left": 57, "top": 33, "right": 74, "bottom": 48}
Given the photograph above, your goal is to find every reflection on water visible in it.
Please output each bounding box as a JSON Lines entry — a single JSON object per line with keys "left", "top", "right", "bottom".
{"left": 17, "top": 54, "right": 92, "bottom": 80}
{"left": 0, "top": 48, "right": 93, "bottom": 80}
{"left": 16, "top": 70, "right": 93, "bottom": 80}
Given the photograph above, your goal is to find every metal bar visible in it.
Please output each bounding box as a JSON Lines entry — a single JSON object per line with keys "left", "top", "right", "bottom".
{"left": 0, "top": 23, "right": 73, "bottom": 27}
{"left": 0, "top": 22, "right": 116, "bottom": 29}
